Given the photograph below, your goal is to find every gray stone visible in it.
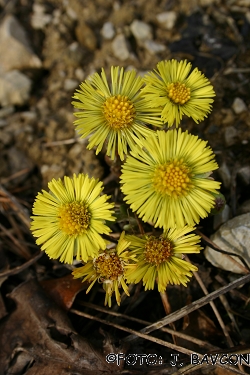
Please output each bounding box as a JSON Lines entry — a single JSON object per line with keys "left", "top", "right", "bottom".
{"left": 213, "top": 204, "right": 231, "bottom": 230}
{"left": 218, "top": 162, "right": 231, "bottom": 189}
{"left": 0, "top": 120, "right": 7, "bottom": 128}
{"left": 130, "top": 20, "right": 153, "bottom": 42}
{"left": 40, "top": 164, "right": 65, "bottom": 186}
{"left": 101, "top": 22, "right": 115, "bottom": 40}
{"left": 204, "top": 213, "right": 250, "bottom": 274}
{"left": 156, "top": 11, "right": 177, "bottom": 30}
{"left": 246, "top": 11, "right": 250, "bottom": 24}
{"left": 0, "top": 15, "right": 42, "bottom": 73}
{"left": 66, "top": 6, "right": 78, "bottom": 20}
{"left": 224, "top": 126, "right": 238, "bottom": 147}
{"left": 0, "top": 106, "right": 15, "bottom": 118}
{"left": 237, "top": 0, "right": 250, "bottom": 6}
{"left": 112, "top": 34, "right": 131, "bottom": 61}
{"left": 7, "top": 147, "right": 34, "bottom": 185}
{"left": 237, "top": 199, "right": 250, "bottom": 215}
{"left": 31, "top": 4, "right": 52, "bottom": 30}
{"left": 0, "top": 71, "right": 32, "bottom": 107}
{"left": 75, "top": 68, "right": 85, "bottom": 82}
{"left": 144, "top": 40, "right": 166, "bottom": 54}
{"left": 232, "top": 97, "right": 247, "bottom": 114}
{"left": 64, "top": 79, "right": 79, "bottom": 91}
{"left": 238, "top": 166, "right": 250, "bottom": 185}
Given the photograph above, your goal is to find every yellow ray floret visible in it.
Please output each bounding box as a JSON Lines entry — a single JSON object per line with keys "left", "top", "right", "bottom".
{"left": 142, "top": 59, "right": 215, "bottom": 127}
{"left": 72, "top": 66, "right": 163, "bottom": 161}
{"left": 125, "top": 227, "right": 201, "bottom": 292}
{"left": 120, "top": 129, "right": 221, "bottom": 229}
{"left": 30, "top": 173, "right": 115, "bottom": 263}
{"left": 72, "top": 232, "right": 137, "bottom": 307}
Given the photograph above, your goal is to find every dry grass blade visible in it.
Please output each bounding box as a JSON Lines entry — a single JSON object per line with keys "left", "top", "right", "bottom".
{"left": 0, "top": 184, "right": 31, "bottom": 230}
{"left": 0, "top": 252, "right": 42, "bottom": 278}
{"left": 70, "top": 308, "right": 199, "bottom": 356}
{"left": 71, "top": 308, "right": 249, "bottom": 375}
{"left": 78, "top": 300, "right": 219, "bottom": 350}
{"left": 185, "top": 255, "right": 234, "bottom": 348}
{"left": 123, "top": 272, "right": 250, "bottom": 341}
{"left": 0, "top": 223, "right": 31, "bottom": 260}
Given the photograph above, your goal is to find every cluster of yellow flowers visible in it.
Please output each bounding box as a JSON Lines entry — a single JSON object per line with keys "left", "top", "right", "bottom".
{"left": 31, "top": 60, "right": 221, "bottom": 307}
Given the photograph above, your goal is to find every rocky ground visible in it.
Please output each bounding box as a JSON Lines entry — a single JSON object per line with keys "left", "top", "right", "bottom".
{"left": 0, "top": 0, "right": 250, "bottom": 374}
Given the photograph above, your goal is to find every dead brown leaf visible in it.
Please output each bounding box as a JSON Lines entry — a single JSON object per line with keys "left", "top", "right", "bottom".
{"left": 41, "top": 274, "right": 86, "bottom": 310}
{"left": 0, "top": 279, "right": 115, "bottom": 375}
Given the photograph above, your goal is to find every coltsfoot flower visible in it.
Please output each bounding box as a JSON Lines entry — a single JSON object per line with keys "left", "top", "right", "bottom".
{"left": 142, "top": 59, "right": 215, "bottom": 127}
{"left": 72, "top": 232, "right": 136, "bottom": 307}
{"left": 72, "top": 66, "right": 163, "bottom": 160}
{"left": 30, "top": 174, "right": 115, "bottom": 263}
{"left": 125, "top": 227, "right": 201, "bottom": 291}
{"left": 120, "top": 129, "right": 221, "bottom": 229}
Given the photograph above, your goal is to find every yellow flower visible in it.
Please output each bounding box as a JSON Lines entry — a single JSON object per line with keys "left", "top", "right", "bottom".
{"left": 72, "top": 66, "right": 162, "bottom": 160}
{"left": 142, "top": 59, "right": 215, "bottom": 127}
{"left": 72, "top": 232, "right": 136, "bottom": 307}
{"left": 120, "top": 129, "right": 221, "bottom": 229}
{"left": 30, "top": 174, "right": 115, "bottom": 264}
{"left": 125, "top": 227, "right": 201, "bottom": 292}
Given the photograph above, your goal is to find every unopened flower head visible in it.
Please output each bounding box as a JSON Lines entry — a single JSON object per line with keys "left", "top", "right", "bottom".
{"left": 142, "top": 59, "right": 215, "bottom": 127}
{"left": 72, "top": 66, "right": 163, "bottom": 160}
{"left": 30, "top": 174, "right": 115, "bottom": 264}
{"left": 126, "top": 227, "right": 201, "bottom": 292}
{"left": 120, "top": 129, "right": 221, "bottom": 229}
{"left": 72, "top": 232, "right": 136, "bottom": 307}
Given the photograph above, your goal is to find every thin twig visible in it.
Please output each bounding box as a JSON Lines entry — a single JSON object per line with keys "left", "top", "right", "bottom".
{"left": 0, "top": 168, "right": 32, "bottom": 185}
{"left": 0, "top": 251, "right": 43, "bottom": 278}
{"left": 123, "top": 272, "right": 250, "bottom": 341}
{"left": 0, "top": 184, "right": 31, "bottom": 229}
{"left": 160, "top": 291, "right": 177, "bottom": 345}
{"left": 43, "top": 138, "right": 78, "bottom": 147}
{"left": 70, "top": 308, "right": 198, "bottom": 356}
{"left": 0, "top": 224, "right": 31, "bottom": 260}
{"left": 215, "top": 274, "right": 250, "bottom": 303}
{"left": 185, "top": 255, "right": 234, "bottom": 348}
{"left": 77, "top": 300, "right": 219, "bottom": 350}
{"left": 71, "top": 308, "right": 248, "bottom": 375}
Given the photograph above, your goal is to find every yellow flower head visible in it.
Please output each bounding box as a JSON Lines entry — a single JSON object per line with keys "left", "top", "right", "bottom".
{"left": 126, "top": 227, "right": 201, "bottom": 292}
{"left": 30, "top": 174, "right": 115, "bottom": 264}
{"left": 120, "top": 129, "right": 221, "bottom": 229}
{"left": 72, "top": 232, "right": 136, "bottom": 307}
{"left": 142, "top": 59, "right": 215, "bottom": 127}
{"left": 72, "top": 66, "right": 163, "bottom": 160}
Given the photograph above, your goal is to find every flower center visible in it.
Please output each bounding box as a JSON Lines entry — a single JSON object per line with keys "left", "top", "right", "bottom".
{"left": 144, "top": 236, "right": 172, "bottom": 266}
{"left": 152, "top": 159, "right": 193, "bottom": 198}
{"left": 102, "top": 95, "right": 135, "bottom": 129}
{"left": 167, "top": 82, "right": 190, "bottom": 104}
{"left": 58, "top": 202, "right": 91, "bottom": 236}
{"left": 94, "top": 252, "right": 124, "bottom": 281}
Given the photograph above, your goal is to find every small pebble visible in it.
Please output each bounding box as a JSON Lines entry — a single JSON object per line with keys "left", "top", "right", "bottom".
{"left": 156, "top": 11, "right": 177, "bottom": 30}
{"left": 112, "top": 34, "right": 130, "bottom": 60}
{"left": 130, "top": 20, "right": 153, "bottom": 41}
{"left": 218, "top": 162, "right": 231, "bottom": 188}
{"left": 101, "top": 22, "right": 115, "bottom": 40}
{"left": 237, "top": 166, "right": 250, "bottom": 185}
{"left": 224, "top": 126, "right": 238, "bottom": 147}
{"left": 232, "top": 97, "right": 247, "bottom": 114}
{"left": 144, "top": 40, "right": 166, "bottom": 54}
{"left": 64, "top": 79, "right": 79, "bottom": 91}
